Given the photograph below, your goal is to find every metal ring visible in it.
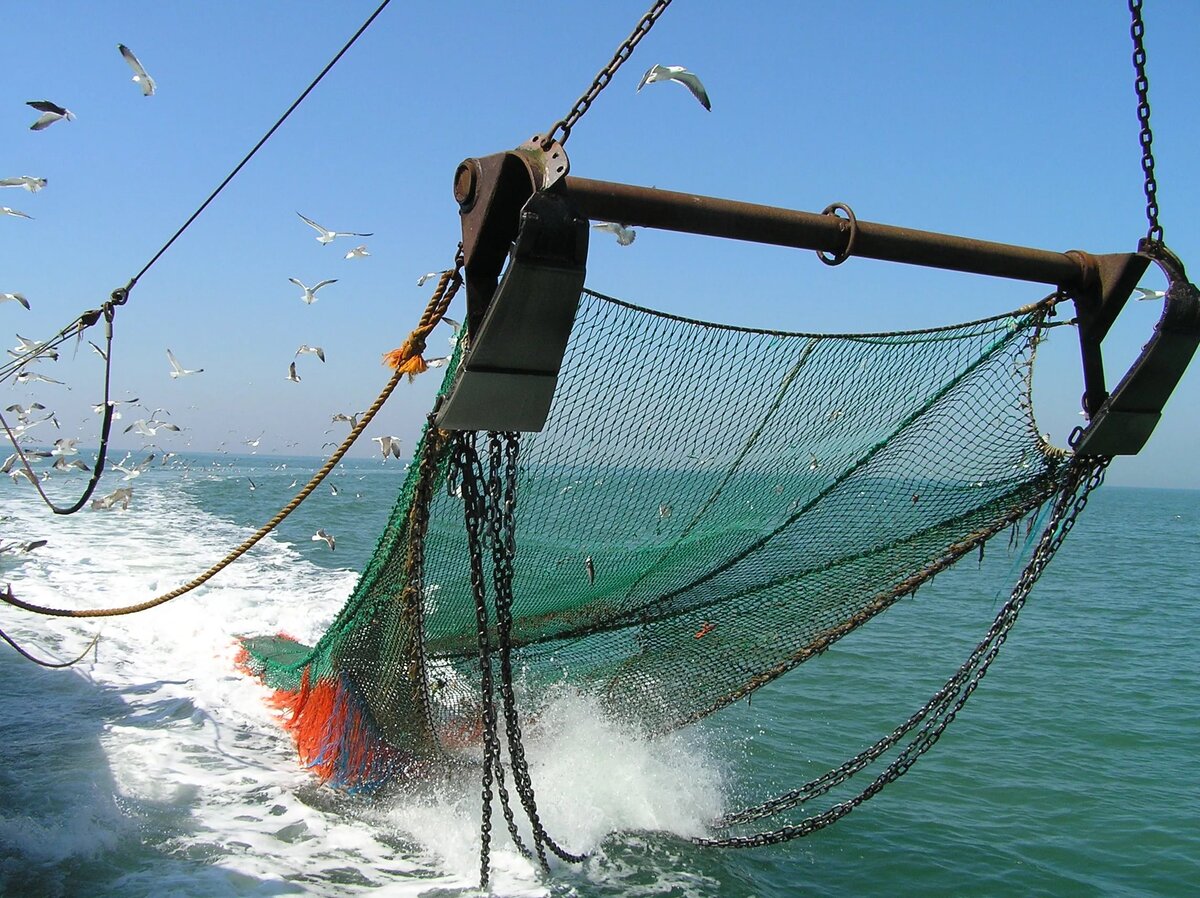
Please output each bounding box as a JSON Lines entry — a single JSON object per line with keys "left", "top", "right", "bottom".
{"left": 817, "top": 202, "right": 858, "bottom": 266}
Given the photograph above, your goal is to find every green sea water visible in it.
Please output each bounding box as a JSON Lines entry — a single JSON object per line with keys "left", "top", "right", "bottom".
{"left": 0, "top": 459, "right": 1195, "bottom": 896}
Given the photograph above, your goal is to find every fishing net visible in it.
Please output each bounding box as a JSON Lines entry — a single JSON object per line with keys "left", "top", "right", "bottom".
{"left": 239, "top": 287, "right": 1071, "bottom": 790}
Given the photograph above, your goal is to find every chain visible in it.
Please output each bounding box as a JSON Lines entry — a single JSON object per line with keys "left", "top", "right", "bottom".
{"left": 488, "top": 432, "right": 587, "bottom": 868}
{"left": 697, "top": 457, "right": 1108, "bottom": 848}
{"left": 541, "top": 0, "right": 674, "bottom": 148}
{"left": 1129, "top": 0, "right": 1163, "bottom": 245}
{"left": 454, "top": 431, "right": 585, "bottom": 886}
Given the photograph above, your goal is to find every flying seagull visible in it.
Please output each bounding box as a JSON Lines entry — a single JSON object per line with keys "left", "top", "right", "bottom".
{"left": 296, "top": 212, "right": 372, "bottom": 245}
{"left": 11, "top": 334, "right": 58, "bottom": 361}
{"left": 1, "top": 207, "right": 32, "bottom": 219}
{"left": 27, "top": 100, "right": 76, "bottom": 130}
{"left": 117, "top": 44, "right": 156, "bottom": 96}
{"left": 312, "top": 528, "right": 336, "bottom": 550}
{"left": 372, "top": 435, "right": 402, "bottom": 460}
{"left": 166, "top": 348, "right": 203, "bottom": 378}
{"left": 1133, "top": 286, "right": 1166, "bottom": 301}
{"left": 0, "top": 177, "right": 46, "bottom": 193}
{"left": 636, "top": 64, "right": 711, "bottom": 111}
{"left": 15, "top": 371, "right": 65, "bottom": 386}
{"left": 295, "top": 344, "right": 325, "bottom": 362}
{"left": 344, "top": 245, "right": 370, "bottom": 260}
{"left": 417, "top": 270, "right": 449, "bottom": 287}
{"left": 286, "top": 361, "right": 301, "bottom": 383}
{"left": 0, "top": 293, "right": 30, "bottom": 309}
{"left": 91, "top": 486, "right": 133, "bottom": 511}
{"left": 288, "top": 277, "right": 337, "bottom": 304}
{"left": 592, "top": 222, "right": 636, "bottom": 246}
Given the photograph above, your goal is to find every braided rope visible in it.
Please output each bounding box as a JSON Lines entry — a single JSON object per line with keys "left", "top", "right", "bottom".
{"left": 0, "top": 264, "right": 463, "bottom": 619}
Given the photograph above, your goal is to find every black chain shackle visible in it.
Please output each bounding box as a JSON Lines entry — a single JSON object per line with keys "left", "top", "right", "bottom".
{"left": 695, "top": 457, "right": 1109, "bottom": 849}
{"left": 1129, "top": 0, "right": 1163, "bottom": 246}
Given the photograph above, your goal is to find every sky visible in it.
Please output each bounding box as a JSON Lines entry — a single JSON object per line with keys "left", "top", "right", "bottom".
{"left": 3, "top": 1, "right": 1199, "bottom": 488}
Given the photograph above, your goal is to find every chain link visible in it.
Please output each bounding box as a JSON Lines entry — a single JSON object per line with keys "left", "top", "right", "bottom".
{"left": 541, "top": 0, "right": 674, "bottom": 148}
{"left": 697, "top": 457, "right": 1108, "bottom": 848}
{"left": 1129, "top": 0, "right": 1163, "bottom": 245}
{"left": 453, "top": 431, "right": 584, "bottom": 888}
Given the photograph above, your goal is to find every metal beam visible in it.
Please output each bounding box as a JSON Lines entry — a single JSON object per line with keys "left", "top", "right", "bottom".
{"left": 562, "top": 176, "right": 1095, "bottom": 289}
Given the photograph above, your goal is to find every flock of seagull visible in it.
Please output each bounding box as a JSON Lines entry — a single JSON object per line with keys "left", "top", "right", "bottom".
{"left": 3, "top": 44, "right": 717, "bottom": 556}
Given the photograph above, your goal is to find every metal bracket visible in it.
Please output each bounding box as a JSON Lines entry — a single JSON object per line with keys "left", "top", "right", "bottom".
{"left": 1070, "top": 242, "right": 1200, "bottom": 456}
{"left": 436, "top": 145, "right": 588, "bottom": 433}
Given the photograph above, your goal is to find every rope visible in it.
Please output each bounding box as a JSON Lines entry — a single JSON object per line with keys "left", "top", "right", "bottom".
{"left": 0, "top": 618, "right": 100, "bottom": 669}
{"left": 0, "top": 260, "right": 463, "bottom": 620}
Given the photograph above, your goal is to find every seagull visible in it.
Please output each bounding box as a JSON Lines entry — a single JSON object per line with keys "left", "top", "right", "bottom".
{"left": 372, "top": 435, "right": 402, "bottom": 460}
{"left": 113, "top": 453, "right": 155, "bottom": 481}
{"left": 92, "top": 397, "right": 139, "bottom": 418}
{"left": 344, "top": 245, "right": 370, "bottom": 260}
{"left": 312, "top": 528, "right": 335, "bottom": 550}
{"left": 123, "top": 418, "right": 180, "bottom": 437}
{"left": 5, "top": 402, "right": 46, "bottom": 422}
{"left": 15, "top": 371, "right": 65, "bottom": 386}
{"left": 50, "top": 438, "right": 79, "bottom": 457}
{"left": 286, "top": 361, "right": 301, "bottom": 383}
{"left": 27, "top": 100, "right": 76, "bottom": 131}
{"left": 0, "top": 207, "right": 32, "bottom": 219}
{"left": 53, "top": 456, "right": 90, "bottom": 473}
{"left": 417, "top": 270, "right": 449, "bottom": 287}
{"left": 592, "top": 222, "right": 636, "bottom": 246}
{"left": 295, "top": 344, "right": 325, "bottom": 362}
{"left": 117, "top": 44, "right": 156, "bottom": 96}
{"left": 2, "top": 450, "right": 50, "bottom": 474}
{"left": 88, "top": 340, "right": 107, "bottom": 360}
{"left": 91, "top": 486, "right": 134, "bottom": 511}
{"left": 330, "top": 411, "right": 362, "bottom": 428}
{"left": 636, "top": 64, "right": 711, "bottom": 110}
{"left": 11, "top": 334, "right": 58, "bottom": 362}
{"left": 288, "top": 277, "right": 337, "bottom": 304}
{"left": 0, "top": 177, "right": 46, "bottom": 193}
{"left": 1133, "top": 286, "right": 1166, "bottom": 301}
{"left": 166, "top": 348, "right": 203, "bottom": 378}
{"left": 296, "top": 212, "right": 372, "bottom": 245}
{"left": 0, "top": 293, "right": 30, "bottom": 309}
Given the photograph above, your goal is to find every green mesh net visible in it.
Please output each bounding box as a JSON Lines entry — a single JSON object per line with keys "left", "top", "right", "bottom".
{"left": 240, "top": 288, "right": 1068, "bottom": 790}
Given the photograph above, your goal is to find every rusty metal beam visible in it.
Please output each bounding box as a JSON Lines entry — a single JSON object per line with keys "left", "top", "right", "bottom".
{"left": 562, "top": 176, "right": 1095, "bottom": 289}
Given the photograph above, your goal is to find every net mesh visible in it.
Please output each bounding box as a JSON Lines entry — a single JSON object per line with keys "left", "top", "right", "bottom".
{"left": 239, "top": 287, "right": 1069, "bottom": 790}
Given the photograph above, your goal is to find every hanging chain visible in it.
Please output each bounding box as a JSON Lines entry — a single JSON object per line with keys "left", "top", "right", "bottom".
{"left": 696, "top": 457, "right": 1108, "bottom": 848}
{"left": 541, "top": 0, "right": 674, "bottom": 148}
{"left": 454, "top": 432, "right": 530, "bottom": 889}
{"left": 488, "top": 432, "right": 587, "bottom": 868}
{"left": 454, "top": 430, "right": 585, "bottom": 889}
{"left": 1128, "top": 0, "right": 1163, "bottom": 245}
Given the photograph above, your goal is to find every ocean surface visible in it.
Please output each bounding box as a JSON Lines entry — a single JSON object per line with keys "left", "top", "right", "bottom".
{"left": 0, "top": 454, "right": 1196, "bottom": 897}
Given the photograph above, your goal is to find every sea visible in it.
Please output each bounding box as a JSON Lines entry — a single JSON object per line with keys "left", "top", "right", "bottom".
{"left": 0, "top": 453, "right": 1196, "bottom": 897}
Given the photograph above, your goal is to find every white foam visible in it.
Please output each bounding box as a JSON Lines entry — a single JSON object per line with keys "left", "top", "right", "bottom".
{"left": 0, "top": 473, "right": 729, "bottom": 895}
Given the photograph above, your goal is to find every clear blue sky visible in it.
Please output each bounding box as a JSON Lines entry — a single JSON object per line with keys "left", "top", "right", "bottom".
{"left": 4, "top": 2, "right": 1198, "bottom": 487}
